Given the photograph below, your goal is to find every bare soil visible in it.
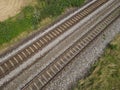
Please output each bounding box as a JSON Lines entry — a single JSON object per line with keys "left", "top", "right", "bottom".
{"left": 0, "top": 0, "right": 33, "bottom": 21}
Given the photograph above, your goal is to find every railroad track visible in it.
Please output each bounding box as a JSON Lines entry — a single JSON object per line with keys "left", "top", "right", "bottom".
{"left": 21, "top": 6, "right": 120, "bottom": 90}
{"left": 0, "top": 0, "right": 108, "bottom": 78}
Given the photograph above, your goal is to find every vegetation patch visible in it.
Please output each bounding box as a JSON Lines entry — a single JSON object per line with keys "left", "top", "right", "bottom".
{"left": 0, "top": 0, "right": 85, "bottom": 49}
{"left": 74, "top": 34, "right": 120, "bottom": 90}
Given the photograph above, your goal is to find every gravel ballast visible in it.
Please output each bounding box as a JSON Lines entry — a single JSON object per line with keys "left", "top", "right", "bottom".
{"left": 1, "top": 0, "right": 120, "bottom": 90}
{"left": 43, "top": 17, "right": 120, "bottom": 90}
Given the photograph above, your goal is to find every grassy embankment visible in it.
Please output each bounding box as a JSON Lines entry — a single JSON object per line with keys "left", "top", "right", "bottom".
{"left": 74, "top": 34, "right": 120, "bottom": 90}
{"left": 0, "top": 0, "right": 85, "bottom": 51}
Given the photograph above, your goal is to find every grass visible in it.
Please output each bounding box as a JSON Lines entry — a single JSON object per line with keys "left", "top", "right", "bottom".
{"left": 74, "top": 34, "right": 120, "bottom": 90}
{"left": 0, "top": 0, "right": 85, "bottom": 52}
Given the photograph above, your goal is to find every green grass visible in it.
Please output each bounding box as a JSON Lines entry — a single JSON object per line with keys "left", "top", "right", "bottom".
{"left": 0, "top": 0, "right": 85, "bottom": 46}
{"left": 74, "top": 34, "right": 120, "bottom": 90}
